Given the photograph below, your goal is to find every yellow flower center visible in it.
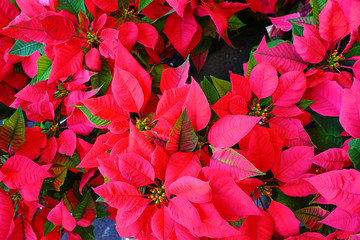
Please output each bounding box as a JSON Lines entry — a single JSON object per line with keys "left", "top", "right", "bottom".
{"left": 148, "top": 185, "right": 167, "bottom": 205}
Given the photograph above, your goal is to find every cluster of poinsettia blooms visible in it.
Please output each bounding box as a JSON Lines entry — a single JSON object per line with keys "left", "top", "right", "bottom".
{"left": 1, "top": 0, "right": 360, "bottom": 239}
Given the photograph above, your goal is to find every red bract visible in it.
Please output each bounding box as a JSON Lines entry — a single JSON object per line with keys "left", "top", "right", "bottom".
{"left": 209, "top": 65, "right": 310, "bottom": 148}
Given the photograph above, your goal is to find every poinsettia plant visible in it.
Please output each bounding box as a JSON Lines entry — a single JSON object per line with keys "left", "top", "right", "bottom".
{"left": 1, "top": 0, "right": 360, "bottom": 239}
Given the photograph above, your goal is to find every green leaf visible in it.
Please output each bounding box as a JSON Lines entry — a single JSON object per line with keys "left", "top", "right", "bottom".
{"left": 31, "top": 55, "right": 52, "bottom": 85}
{"left": 53, "top": 153, "right": 78, "bottom": 169}
{"left": 295, "top": 206, "right": 329, "bottom": 231}
{"left": 210, "top": 147, "right": 264, "bottom": 180}
{"left": 71, "top": 151, "right": 85, "bottom": 172}
{"left": 210, "top": 76, "right": 231, "bottom": 97}
{"left": 58, "top": 0, "right": 86, "bottom": 16}
{"left": 296, "top": 99, "right": 315, "bottom": 110}
{"left": 192, "top": 37, "right": 212, "bottom": 56}
{"left": 260, "top": 95, "right": 272, "bottom": 107}
{"left": 74, "top": 190, "right": 96, "bottom": 221}
{"left": 51, "top": 166, "right": 68, "bottom": 191}
{"left": 8, "top": 40, "right": 43, "bottom": 56}
{"left": 311, "top": 114, "right": 344, "bottom": 136}
{"left": 95, "top": 203, "right": 111, "bottom": 218}
{"left": 307, "top": 125, "right": 346, "bottom": 151}
{"left": 228, "top": 218, "right": 245, "bottom": 227}
{"left": 90, "top": 58, "right": 112, "bottom": 96}
{"left": 348, "top": 138, "right": 360, "bottom": 171}
{"left": 43, "top": 220, "right": 56, "bottom": 236}
{"left": 311, "top": 0, "right": 328, "bottom": 28}
{"left": 96, "top": 196, "right": 106, "bottom": 203}
{"left": 246, "top": 51, "right": 257, "bottom": 78}
{"left": 291, "top": 23, "right": 304, "bottom": 37}
{"left": 166, "top": 109, "right": 198, "bottom": 154}
{"left": 344, "top": 42, "right": 360, "bottom": 59}
{"left": 227, "top": 15, "right": 246, "bottom": 31}
{"left": 0, "top": 106, "right": 25, "bottom": 154}
{"left": 288, "top": 16, "right": 314, "bottom": 25}
{"left": 273, "top": 188, "right": 314, "bottom": 212}
{"left": 266, "top": 39, "right": 286, "bottom": 48}
{"left": 200, "top": 76, "right": 219, "bottom": 105}
{"left": 151, "top": 64, "right": 164, "bottom": 91}
{"left": 72, "top": 105, "right": 111, "bottom": 126}
{"left": 73, "top": 225, "right": 96, "bottom": 240}
{"left": 138, "top": 0, "right": 153, "bottom": 12}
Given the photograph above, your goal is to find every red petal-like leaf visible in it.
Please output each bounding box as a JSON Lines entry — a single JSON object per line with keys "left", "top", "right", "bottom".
{"left": 93, "top": 181, "right": 148, "bottom": 211}
{"left": 115, "top": 203, "right": 147, "bottom": 228}
{"left": 85, "top": 48, "right": 101, "bottom": 71}
{"left": 118, "top": 153, "right": 155, "bottom": 187}
{"left": 320, "top": 207, "right": 360, "bottom": 233}
{"left": 273, "top": 71, "right": 306, "bottom": 107}
{"left": 155, "top": 85, "right": 190, "bottom": 127}
{"left": 279, "top": 174, "right": 318, "bottom": 197}
{"left": 239, "top": 209, "right": 274, "bottom": 240}
{"left": 15, "top": 127, "right": 46, "bottom": 159}
{"left": 160, "top": 57, "right": 189, "bottom": 93}
{"left": 163, "top": 11, "right": 198, "bottom": 57}
{"left": 305, "top": 169, "right": 360, "bottom": 213}
{"left": 273, "top": 146, "right": 314, "bottom": 182}
{"left": 115, "top": 205, "right": 156, "bottom": 239}
{"left": 98, "top": 153, "right": 124, "bottom": 182}
{"left": 184, "top": 79, "right": 211, "bottom": 131}
{"left": 16, "top": 0, "right": 46, "bottom": 17}
{"left": 304, "top": 80, "right": 344, "bottom": 116}
{"left": 151, "top": 145, "right": 169, "bottom": 181}
{"left": 115, "top": 41, "right": 152, "bottom": 106}
{"left": 168, "top": 196, "right": 202, "bottom": 228}
{"left": 246, "top": 125, "right": 283, "bottom": 173}
{"left": 164, "top": 152, "right": 202, "bottom": 197}
{"left": 191, "top": 203, "right": 240, "bottom": 238}
{"left": 40, "top": 15, "right": 75, "bottom": 41}
{"left": 47, "top": 201, "right": 77, "bottom": 231}
{"left": 166, "top": 0, "right": 188, "bottom": 18}
{"left": 293, "top": 35, "right": 326, "bottom": 64}
{"left": 49, "top": 39, "right": 84, "bottom": 81}
{"left": 113, "top": 68, "right": 144, "bottom": 113}
{"left": 151, "top": 207, "right": 174, "bottom": 240}
{"left": 129, "top": 122, "right": 154, "bottom": 161}
{"left": 319, "top": 0, "right": 348, "bottom": 43}
{"left": 269, "top": 117, "right": 312, "bottom": 147}
{"left": 7, "top": 216, "right": 36, "bottom": 240}
{"left": 210, "top": 147, "right": 264, "bottom": 180}
{"left": 82, "top": 95, "right": 129, "bottom": 122}
{"left": 208, "top": 115, "right": 261, "bottom": 148}
{"left": 230, "top": 71, "right": 251, "bottom": 101}
{"left": 311, "top": 148, "right": 351, "bottom": 171}
{"left": 249, "top": 63, "right": 278, "bottom": 99}
{"left": 200, "top": 167, "right": 262, "bottom": 219}
{"left": 137, "top": 23, "right": 158, "bottom": 49}
{"left": 91, "top": 0, "right": 118, "bottom": 12}
{"left": 118, "top": 22, "right": 138, "bottom": 50}
{"left": 169, "top": 176, "right": 212, "bottom": 203}
{"left": 77, "top": 133, "right": 111, "bottom": 168}
{"left": 57, "top": 129, "right": 77, "bottom": 156}
{"left": 339, "top": 89, "right": 360, "bottom": 138}
{"left": 0, "top": 191, "right": 14, "bottom": 239}
{"left": 268, "top": 201, "right": 300, "bottom": 238}
{"left": 256, "top": 42, "right": 308, "bottom": 74}
{"left": 2, "top": 155, "right": 52, "bottom": 190}
{"left": 20, "top": 164, "right": 52, "bottom": 202}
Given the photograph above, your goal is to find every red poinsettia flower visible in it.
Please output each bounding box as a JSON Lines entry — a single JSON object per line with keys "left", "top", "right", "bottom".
{"left": 208, "top": 63, "right": 311, "bottom": 148}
